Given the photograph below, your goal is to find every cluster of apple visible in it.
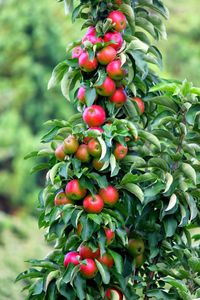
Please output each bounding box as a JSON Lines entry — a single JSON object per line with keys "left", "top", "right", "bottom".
{"left": 54, "top": 178, "right": 119, "bottom": 212}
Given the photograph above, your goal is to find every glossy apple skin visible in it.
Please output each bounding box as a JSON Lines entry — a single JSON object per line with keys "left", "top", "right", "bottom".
{"left": 106, "top": 60, "right": 125, "bottom": 81}
{"left": 79, "top": 245, "right": 100, "bottom": 259}
{"left": 80, "top": 258, "right": 97, "bottom": 279}
{"left": 132, "top": 97, "right": 145, "bottom": 114}
{"left": 72, "top": 46, "right": 83, "bottom": 58}
{"left": 97, "top": 46, "right": 117, "bottom": 65}
{"left": 79, "top": 52, "right": 98, "bottom": 72}
{"left": 65, "top": 179, "right": 87, "bottom": 201}
{"left": 77, "top": 86, "right": 86, "bottom": 104}
{"left": 97, "top": 253, "right": 114, "bottom": 268}
{"left": 63, "top": 135, "right": 79, "bottom": 154}
{"left": 96, "top": 76, "right": 116, "bottom": 97}
{"left": 88, "top": 139, "right": 101, "bottom": 158}
{"left": 128, "top": 238, "right": 145, "bottom": 257}
{"left": 75, "top": 144, "right": 90, "bottom": 162}
{"left": 92, "top": 158, "right": 104, "bottom": 171}
{"left": 108, "top": 11, "right": 127, "bottom": 32}
{"left": 82, "top": 26, "right": 103, "bottom": 45}
{"left": 64, "top": 251, "right": 80, "bottom": 268}
{"left": 55, "top": 144, "right": 65, "bottom": 161}
{"left": 54, "top": 191, "right": 73, "bottom": 206}
{"left": 83, "top": 105, "right": 106, "bottom": 127}
{"left": 99, "top": 185, "right": 119, "bottom": 206}
{"left": 104, "top": 31, "right": 123, "bottom": 50}
{"left": 104, "top": 228, "right": 115, "bottom": 244}
{"left": 114, "top": 143, "right": 128, "bottom": 160}
{"left": 109, "top": 88, "right": 127, "bottom": 107}
{"left": 83, "top": 194, "right": 104, "bottom": 213}
{"left": 105, "top": 288, "right": 123, "bottom": 300}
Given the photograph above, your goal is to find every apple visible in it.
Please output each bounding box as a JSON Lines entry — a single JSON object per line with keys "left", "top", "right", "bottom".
{"left": 83, "top": 127, "right": 104, "bottom": 144}
{"left": 128, "top": 238, "right": 145, "bottom": 257}
{"left": 132, "top": 97, "right": 145, "bottom": 115}
{"left": 113, "top": 0, "right": 123, "bottom": 5}
{"left": 97, "top": 46, "right": 117, "bottom": 65}
{"left": 104, "top": 31, "right": 123, "bottom": 50}
{"left": 88, "top": 139, "right": 101, "bottom": 157}
{"left": 96, "top": 76, "right": 116, "bottom": 96}
{"left": 92, "top": 158, "right": 104, "bottom": 171}
{"left": 77, "top": 86, "right": 86, "bottom": 104}
{"left": 83, "top": 194, "right": 104, "bottom": 213}
{"left": 83, "top": 105, "right": 106, "bottom": 127}
{"left": 75, "top": 144, "right": 90, "bottom": 162}
{"left": 64, "top": 251, "right": 80, "bottom": 268}
{"left": 82, "top": 26, "right": 103, "bottom": 45}
{"left": 108, "top": 11, "right": 127, "bottom": 32}
{"left": 105, "top": 288, "right": 123, "bottom": 300}
{"left": 54, "top": 191, "right": 73, "bottom": 206}
{"left": 106, "top": 60, "right": 125, "bottom": 81}
{"left": 114, "top": 143, "right": 128, "bottom": 160}
{"left": 80, "top": 258, "right": 97, "bottom": 279}
{"left": 99, "top": 185, "right": 119, "bottom": 206}
{"left": 55, "top": 144, "right": 65, "bottom": 161}
{"left": 79, "top": 245, "right": 100, "bottom": 259}
{"left": 63, "top": 135, "right": 79, "bottom": 154}
{"left": 76, "top": 222, "right": 83, "bottom": 237}
{"left": 135, "top": 254, "right": 145, "bottom": 268}
{"left": 109, "top": 88, "right": 127, "bottom": 107}
{"left": 97, "top": 252, "right": 114, "bottom": 268}
{"left": 65, "top": 179, "right": 87, "bottom": 200}
{"left": 72, "top": 46, "right": 83, "bottom": 59}
{"left": 79, "top": 52, "right": 98, "bottom": 72}
{"left": 104, "top": 228, "right": 115, "bottom": 245}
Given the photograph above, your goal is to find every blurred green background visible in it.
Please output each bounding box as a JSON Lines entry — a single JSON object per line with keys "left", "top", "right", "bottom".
{"left": 0, "top": 0, "right": 199, "bottom": 298}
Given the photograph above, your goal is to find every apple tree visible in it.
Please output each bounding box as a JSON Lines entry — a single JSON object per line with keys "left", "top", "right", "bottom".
{"left": 17, "top": 0, "right": 200, "bottom": 299}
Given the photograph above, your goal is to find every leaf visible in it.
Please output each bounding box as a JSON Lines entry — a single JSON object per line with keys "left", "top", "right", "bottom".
{"left": 49, "top": 162, "right": 64, "bottom": 185}
{"left": 181, "top": 163, "right": 196, "bottom": 185}
{"left": 120, "top": 173, "right": 138, "bottom": 185}
{"left": 139, "top": 130, "right": 161, "bottom": 151}
{"left": 179, "top": 204, "right": 189, "bottom": 227}
{"left": 110, "top": 154, "right": 120, "bottom": 177}
{"left": 148, "top": 158, "right": 168, "bottom": 171}
{"left": 184, "top": 192, "right": 198, "bottom": 222}
{"left": 108, "top": 250, "right": 123, "bottom": 274}
{"left": 97, "top": 137, "right": 107, "bottom": 161}
{"left": 119, "top": 4, "right": 135, "bottom": 34}
{"left": 165, "top": 194, "right": 177, "bottom": 212}
{"left": 186, "top": 104, "right": 200, "bottom": 125}
{"left": 122, "top": 155, "right": 146, "bottom": 167}
{"left": 63, "top": 264, "right": 76, "bottom": 284}
{"left": 95, "top": 260, "right": 110, "bottom": 284}
{"left": 146, "top": 95, "right": 178, "bottom": 113}
{"left": 122, "top": 183, "right": 144, "bottom": 203}
{"left": 48, "top": 61, "right": 68, "bottom": 90}
{"left": 164, "top": 217, "right": 177, "bottom": 237}
{"left": 164, "top": 173, "right": 173, "bottom": 193}
{"left": 85, "top": 88, "right": 97, "bottom": 107}
{"left": 73, "top": 274, "right": 86, "bottom": 300}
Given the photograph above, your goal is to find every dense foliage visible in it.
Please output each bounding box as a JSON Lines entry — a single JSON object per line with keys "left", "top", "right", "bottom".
{"left": 17, "top": 0, "right": 200, "bottom": 299}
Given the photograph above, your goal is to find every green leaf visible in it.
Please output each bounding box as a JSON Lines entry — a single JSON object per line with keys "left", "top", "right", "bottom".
{"left": 49, "top": 162, "right": 64, "bottom": 185}
{"left": 179, "top": 204, "right": 189, "bottom": 227}
{"left": 97, "top": 137, "right": 107, "bottom": 161}
{"left": 122, "top": 183, "right": 144, "bottom": 203}
{"left": 148, "top": 158, "right": 168, "bottom": 171}
{"left": 119, "top": 4, "right": 135, "bottom": 34}
{"left": 184, "top": 192, "right": 198, "bottom": 222}
{"left": 164, "top": 173, "right": 173, "bottom": 193}
{"left": 108, "top": 249, "right": 123, "bottom": 274}
{"left": 85, "top": 88, "right": 97, "bottom": 107}
{"left": 63, "top": 264, "right": 76, "bottom": 284}
{"left": 110, "top": 154, "right": 120, "bottom": 177}
{"left": 186, "top": 104, "right": 200, "bottom": 125}
{"left": 181, "top": 163, "right": 196, "bottom": 185}
{"left": 48, "top": 61, "right": 68, "bottom": 89}
{"left": 139, "top": 130, "right": 161, "bottom": 151}
{"left": 95, "top": 260, "right": 110, "bottom": 284}
{"left": 120, "top": 173, "right": 138, "bottom": 185}
{"left": 146, "top": 95, "right": 178, "bottom": 113}
{"left": 165, "top": 194, "right": 177, "bottom": 212}
{"left": 73, "top": 274, "right": 86, "bottom": 300}
{"left": 122, "top": 155, "right": 146, "bottom": 167}
{"left": 164, "top": 217, "right": 177, "bottom": 237}
{"left": 188, "top": 257, "right": 200, "bottom": 273}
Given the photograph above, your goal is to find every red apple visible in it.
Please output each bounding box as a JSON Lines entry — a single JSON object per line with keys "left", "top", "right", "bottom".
{"left": 96, "top": 76, "right": 116, "bottom": 96}
{"left": 54, "top": 191, "right": 73, "bottom": 206}
{"left": 97, "top": 46, "right": 117, "bottom": 65}
{"left": 80, "top": 258, "right": 97, "bottom": 279}
{"left": 82, "top": 26, "right": 103, "bottom": 45}
{"left": 105, "top": 288, "right": 123, "bottom": 300}
{"left": 88, "top": 139, "right": 101, "bottom": 157}
{"left": 104, "top": 228, "right": 115, "bottom": 244}
{"left": 72, "top": 46, "right": 83, "bottom": 59}
{"left": 79, "top": 245, "right": 100, "bottom": 259}
{"left": 98, "top": 252, "right": 114, "bottom": 268}
{"left": 83, "top": 105, "right": 106, "bottom": 127}
{"left": 108, "top": 11, "right": 127, "bottom": 32}
{"left": 63, "top": 135, "right": 79, "bottom": 154}
{"left": 79, "top": 52, "right": 98, "bottom": 72}
{"left": 132, "top": 97, "right": 145, "bottom": 115}
{"left": 104, "top": 31, "right": 123, "bottom": 50}
{"left": 77, "top": 86, "right": 86, "bottom": 104}
{"left": 113, "top": 0, "right": 123, "bottom": 5}
{"left": 106, "top": 60, "right": 125, "bottom": 81}
{"left": 65, "top": 179, "right": 87, "bottom": 201}
{"left": 109, "top": 88, "right": 127, "bottom": 107}
{"left": 92, "top": 158, "right": 104, "bottom": 171}
{"left": 99, "top": 185, "right": 119, "bottom": 206}
{"left": 114, "top": 143, "right": 128, "bottom": 160}
{"left": 64, "top": 251, "right": 80, "bottom": 268}
{"left": 55, "top": 144, "right": 65, "bottom": 161}
{"left": 75, "top": 144, "right": 90, "bottom": 162}
{"left": 83, "top": 194, "right": 104, "bottom": 213}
